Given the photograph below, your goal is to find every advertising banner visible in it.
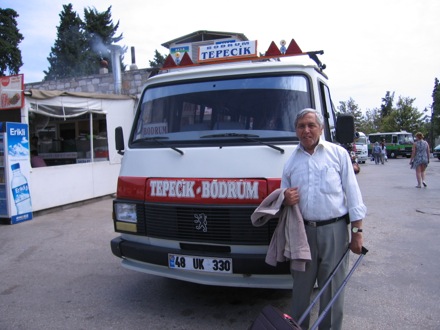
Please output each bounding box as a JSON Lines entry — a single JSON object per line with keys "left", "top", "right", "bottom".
{"left": 6, "top": 122, "right": 33, "bottom": 224}
{"left": 0, "top": 74, "right": 24, "bottom": 110}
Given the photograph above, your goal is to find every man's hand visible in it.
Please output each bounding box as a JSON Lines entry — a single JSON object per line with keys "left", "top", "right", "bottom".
{"left": 284, "top": 187, "right": 299, "bottom": 205}
{"left": 349, "top": 232, "right": 363, "bottom": 254}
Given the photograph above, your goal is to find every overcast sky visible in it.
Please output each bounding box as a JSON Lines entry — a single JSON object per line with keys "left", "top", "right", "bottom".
{"left": 4, "top": 0, "right": 440, "bottom": 114}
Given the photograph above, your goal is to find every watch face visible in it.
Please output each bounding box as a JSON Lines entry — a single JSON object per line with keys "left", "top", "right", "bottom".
{"left": 352, "top": 227, "right": 359, "bottom": 233}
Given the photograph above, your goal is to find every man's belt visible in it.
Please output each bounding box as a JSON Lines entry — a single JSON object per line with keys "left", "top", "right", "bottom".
{"left": 303, "top": 214, "right": 349, "bottom": 227}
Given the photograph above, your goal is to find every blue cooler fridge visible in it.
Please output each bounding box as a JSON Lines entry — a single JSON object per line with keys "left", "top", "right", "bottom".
{"left": 0, "top": 122, "right": 33, "bottom": 224}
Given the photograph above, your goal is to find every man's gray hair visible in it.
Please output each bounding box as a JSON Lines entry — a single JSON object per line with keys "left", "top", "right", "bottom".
{"left": 294, "top": 108, "right": 324, "bottom": 128}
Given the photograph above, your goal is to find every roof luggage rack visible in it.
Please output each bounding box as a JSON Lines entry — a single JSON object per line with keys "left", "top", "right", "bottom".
{"left": 161, "top": 39, "right": 326, "bottom": 72}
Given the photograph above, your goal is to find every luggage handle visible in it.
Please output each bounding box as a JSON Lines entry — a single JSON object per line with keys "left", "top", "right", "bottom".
{"left": 298, "top": 246, "right": 369, "bottom": 328}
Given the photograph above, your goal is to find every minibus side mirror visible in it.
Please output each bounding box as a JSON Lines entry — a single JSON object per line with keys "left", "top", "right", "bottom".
{"left": 115, "top": 126, "right": 125, "bottom": 155}
{"left": 335, "top": 114, "right": 355, "bottom": 145}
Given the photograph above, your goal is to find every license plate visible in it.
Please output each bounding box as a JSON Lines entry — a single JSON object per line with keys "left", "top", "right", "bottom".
{"left": 168, "top": 254, "right": 233, "bottom": 273}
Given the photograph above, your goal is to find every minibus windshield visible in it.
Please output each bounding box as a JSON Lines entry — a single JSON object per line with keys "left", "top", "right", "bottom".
{"left": 131, "top": 74, "right": 312, "bottom": 146}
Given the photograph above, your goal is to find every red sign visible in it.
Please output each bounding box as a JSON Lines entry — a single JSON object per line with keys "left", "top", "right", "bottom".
{"left": 146, "top": 178, "right": 268, "bottom": 205}
{"left": 0, "top": 74, "right": 24, "bottom": 110}
{"left": 117, "top": 176, "right": 282, "bottom": 204}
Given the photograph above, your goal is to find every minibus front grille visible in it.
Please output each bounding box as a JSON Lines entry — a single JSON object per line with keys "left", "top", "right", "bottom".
{"left": 141, "top": 203, "right": 277, "bottom": 245}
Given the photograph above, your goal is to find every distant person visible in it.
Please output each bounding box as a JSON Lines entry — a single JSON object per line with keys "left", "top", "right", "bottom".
{"left": 410, "top": 132, "right": 430, "bottom": 188}
{"left": 380, "top": 141, "right": 387, "bottom": 164}
{"left": 372, "top": 142, "right": 381, "bottom": 165}
{"left": 31, "top": 150, "right": 47, "bottom": 168}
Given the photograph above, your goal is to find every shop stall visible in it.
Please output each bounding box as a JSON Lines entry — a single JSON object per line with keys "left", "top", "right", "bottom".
{"left": 24, "top": 90, "right": 137, "bottom": 211}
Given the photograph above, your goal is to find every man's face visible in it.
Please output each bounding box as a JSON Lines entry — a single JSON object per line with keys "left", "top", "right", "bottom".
{"left": 296, "top": 113, "right": 323, "bottom": 153}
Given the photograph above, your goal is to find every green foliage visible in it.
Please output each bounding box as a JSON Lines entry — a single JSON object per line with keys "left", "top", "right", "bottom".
{"left": 0, "top": 8, "right": 24, "bottom": 76}
{"left": 339, "top": 92, "right": 426, "bottom": 136}
{"left": 338, "top": 98, "right": 375, "bottom": 134}
{"left": 381, "top": 96, "right": 424, "bottom": 134}
{"left": 432, "top": 78, "right": 440, "bottom": 138}
{"left": 83, "top": 5, "right": 125, "bottom": 73}
{"left": 149, "top": 50, "right": 166, "bottom": 68}
{"left": 380, "top": 91, "right": 394, "bottom": 118}
{"left": 83, "top": 6, "right": 122, "bottom": 45}
{"left": 362, "top": 108, "right": 381, "bottom": 134}
{"left": 44, "top": 4, "right": 124, "bottom": 80}
{"left": 44, "top": 4, "right": 86, "bottom": 80}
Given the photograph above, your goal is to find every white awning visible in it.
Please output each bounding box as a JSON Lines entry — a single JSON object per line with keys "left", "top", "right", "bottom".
{"left": 25, "top": 89, "right": 136, "bottom": 118}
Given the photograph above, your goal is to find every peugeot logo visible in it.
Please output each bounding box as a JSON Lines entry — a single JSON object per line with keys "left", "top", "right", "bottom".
{"left": 194, "top": 213, "right": 208, "bottom": 232}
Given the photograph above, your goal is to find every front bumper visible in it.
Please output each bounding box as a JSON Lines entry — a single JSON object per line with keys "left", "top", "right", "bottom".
{"left": 111, "top": 237, "right": 292, "bottom": 289}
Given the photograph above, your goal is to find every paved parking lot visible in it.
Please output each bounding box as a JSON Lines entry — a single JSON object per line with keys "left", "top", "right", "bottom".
{"left": 0, "top": 157, "right": 439, "bottom": 329}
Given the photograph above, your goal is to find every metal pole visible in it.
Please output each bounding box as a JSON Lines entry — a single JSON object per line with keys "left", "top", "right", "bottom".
{"left": 89, "top": 112, "right": 94, "bottom": 162}
{"left": 110, "top": 45, "right": 122, "bottom": 94}
{"left": 431, "top": 104, "right": 434, "bottom": 153}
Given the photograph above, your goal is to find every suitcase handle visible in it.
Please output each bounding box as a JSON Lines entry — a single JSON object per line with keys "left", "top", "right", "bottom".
{"left": 298, "top": 246, "right": 368, "bottom": 328}
{"left": 310, "top": 247, "right": 368, "bottom": 330}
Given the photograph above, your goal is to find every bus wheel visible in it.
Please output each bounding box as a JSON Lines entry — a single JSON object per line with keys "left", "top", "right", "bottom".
{"left": 390, "top": 152, "right": 396, "bottom": 158}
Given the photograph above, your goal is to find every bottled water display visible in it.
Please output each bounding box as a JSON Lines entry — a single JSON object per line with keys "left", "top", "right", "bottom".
{"left": 10, "top": 162, "right": 32, "bottom": 214}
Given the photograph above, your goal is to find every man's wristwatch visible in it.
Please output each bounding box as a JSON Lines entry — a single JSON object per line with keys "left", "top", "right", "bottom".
{"left": 352, "top": 227, "right": 363, "bottom": 234}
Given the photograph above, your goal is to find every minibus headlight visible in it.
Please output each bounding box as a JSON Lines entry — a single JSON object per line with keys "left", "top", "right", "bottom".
{"left": 114, "top": 203, "right": 137, "bottom": 223}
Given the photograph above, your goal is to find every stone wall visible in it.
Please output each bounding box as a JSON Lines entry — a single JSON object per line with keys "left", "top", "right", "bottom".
{"left": 25, "top": 68, "right": 157, "bottom": 96}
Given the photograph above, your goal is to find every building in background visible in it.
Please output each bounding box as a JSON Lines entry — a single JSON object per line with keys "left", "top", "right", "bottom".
{"left": 0, "top": 31, "right": 247, "bottom": 213}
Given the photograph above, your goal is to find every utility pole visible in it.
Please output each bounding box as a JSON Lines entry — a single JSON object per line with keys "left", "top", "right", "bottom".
{"left": 430, "top": 104, "right": 434, "bottom": 151}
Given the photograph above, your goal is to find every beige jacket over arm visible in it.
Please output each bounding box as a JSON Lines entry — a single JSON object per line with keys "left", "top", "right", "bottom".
{"left": 251, "top": 188, "right": 311, "bottom": 272}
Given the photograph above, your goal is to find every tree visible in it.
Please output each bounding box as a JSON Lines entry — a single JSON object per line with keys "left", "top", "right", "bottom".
{"left": 432, "top": 78, "right": 440, "bottom": 140}
{"left": 338, "top": 98, "right": 364, "bottom": 129}
{"left": 83, "top": 6, "right": 124, "bottom": 73}
{"left": 0, "top": 8, "right": 24, "bottom": 76}
{"left": 44, "top": 4, "right": 87, "bottom": 80}
{"left": 363, "top": 108, "right": 381, "bottom": 134}
{"left": 380, "top": 91, "right": 394, "bottom": 118}
{"left": 149, "top": 50, "right": 166, "bottom": 68}
{"left": 381, "top": 96, "right": 424, "bottom": 133}
{"left": 44, "top": 4, "right": 124, "bottom": 80}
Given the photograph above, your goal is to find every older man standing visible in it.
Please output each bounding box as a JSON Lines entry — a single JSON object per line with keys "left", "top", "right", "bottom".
{"left": 282, "top": 108, "right": 367, "bottom": 329}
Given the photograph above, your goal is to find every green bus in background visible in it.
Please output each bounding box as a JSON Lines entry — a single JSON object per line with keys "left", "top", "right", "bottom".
{"left": 368, "top": 131, "right": 414, "bottom": 158}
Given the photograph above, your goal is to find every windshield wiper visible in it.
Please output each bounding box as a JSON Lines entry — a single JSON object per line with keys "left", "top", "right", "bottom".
{"left": 201, "top": 133, "right": 284, "bottom": 154}
{"left": 132, "top": 136, "right": 184, "bottom": 155}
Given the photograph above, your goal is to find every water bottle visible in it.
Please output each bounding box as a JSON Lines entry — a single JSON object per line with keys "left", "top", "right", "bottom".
{"left": 11, "top": 163, "right": 32, "bottom": 214}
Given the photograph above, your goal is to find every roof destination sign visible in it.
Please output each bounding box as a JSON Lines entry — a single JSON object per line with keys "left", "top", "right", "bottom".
{"left": 198, "top": 40, "right": 257, "bottom": 63}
